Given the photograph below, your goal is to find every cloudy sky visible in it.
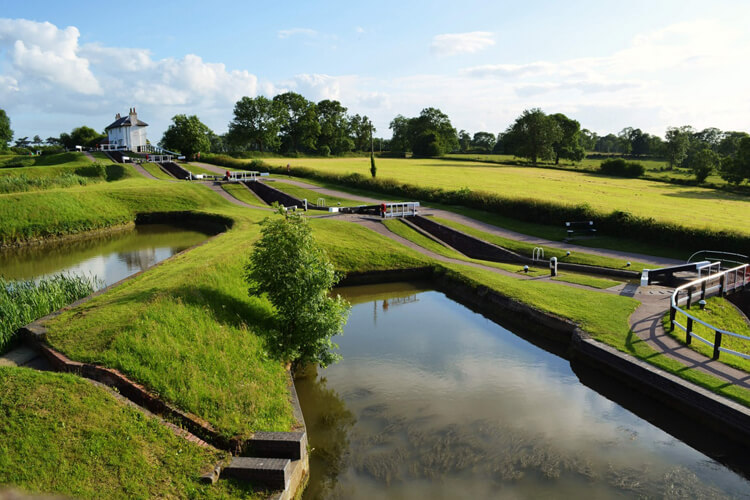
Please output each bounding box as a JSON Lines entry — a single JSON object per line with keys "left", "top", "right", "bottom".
{"left": 1, "top": 0, "right": 749, "bottom": 141}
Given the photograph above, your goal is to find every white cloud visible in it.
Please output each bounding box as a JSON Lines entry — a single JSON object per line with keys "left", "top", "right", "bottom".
{"left": 0, "top": 18, "right": 101, "bottom": 94}
{"left": 355, "top": 26, "right": 365, "bottom": 34}
{"left": 277, "top": 28, "right": 318, "bottom": 39}
{"left": 430, "top": 31, "right": 495, "bottom": 56}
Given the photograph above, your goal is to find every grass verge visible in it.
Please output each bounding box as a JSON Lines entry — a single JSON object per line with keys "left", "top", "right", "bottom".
{"left": 141, "top": 162, "right": 175, "bottom": 180}
{"left": 269, "top": 181, "right": 365, "bottom": 207}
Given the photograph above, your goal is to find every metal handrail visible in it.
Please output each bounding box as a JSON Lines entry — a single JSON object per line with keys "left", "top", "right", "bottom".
{"left": 669, "top": 264, "right": 750, "bottom": 360}
{"left": 687, "top": 250, "right": 748, "bottom": 267}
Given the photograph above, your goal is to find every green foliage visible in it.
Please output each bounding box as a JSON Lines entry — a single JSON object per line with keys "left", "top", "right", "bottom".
{"left": 273, "top": 92, "right": 320, "bottom": 153}
{"left": 0, "top": 172, "right": 95, "bottom": 193}
{"left": 550, "top": 113, "right": 585, "bottom": 164}
{"left": 227, "top": 95, "right": 282, "bottom": 152}
{"left": 246, "top": 209, "right": 350, "bottom": 368}
{"left": 599, "top": 158, "right": 645, "bottom": 178}
{"left": 665, "top": 126, "right": 692, "bottom": 168}
{"left": 719, "top": 136, "right": 750, "bottom": 185}
{"left": 690, "top": 148, "right": 719, "bottom": 182}
{"left": 0, "top": 274, "right": 96, "bottom": 351}
{"left": 161, "top": 114, "right": 212, "bottom": 158}
{"left": 0, "top": 108, "right": 11, "bottom": 149}
{"left": 370, "top": 152, "right": 377, "bottom": 178}
{"left": 503, "top": 108, "right": 562, "bottom": 165}
{"left": 387, "top": 108, "right": 458, "bottom": 156}
{"left": 59, "top": 126, "right": 107, "bottom": 149}
{"left": 318, "top": 100, "right": 354, "bottom": 154}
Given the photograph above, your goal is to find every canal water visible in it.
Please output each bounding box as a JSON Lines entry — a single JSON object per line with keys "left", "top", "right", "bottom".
{"left": 296, "top": 282, "right": 750, "bottom": 499}
{"left": 0, "top": 224, "right": 209, "bottom": 287}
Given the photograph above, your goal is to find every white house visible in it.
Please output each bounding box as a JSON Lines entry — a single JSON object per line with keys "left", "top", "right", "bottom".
{"left": 105, "top": 108, "right": 148, "bottom": 151}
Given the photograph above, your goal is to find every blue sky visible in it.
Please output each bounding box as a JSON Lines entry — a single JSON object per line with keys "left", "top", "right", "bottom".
{"left": 1, "top": 0, "right": 749, "bottom": 141}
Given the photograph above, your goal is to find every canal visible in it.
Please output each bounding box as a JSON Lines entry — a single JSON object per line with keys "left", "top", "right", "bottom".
{"left": 296, "top": 282, "right": 750, "bottom": 499}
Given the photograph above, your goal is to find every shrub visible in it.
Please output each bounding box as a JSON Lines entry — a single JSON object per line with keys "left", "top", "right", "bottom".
{"left": 9, "top": 147, "right": 31, "bottom": 155}
{"left": 599, "top": 158, "right": 645, "bottom": 178}
{"left": 1, "top": 157, "right": 34, "bottom": 168}
{"left": 245, "top": 209, "right": 350, "bottom": 368}
{"left": 319, "top": 145, "right": 331, "bottom": 157}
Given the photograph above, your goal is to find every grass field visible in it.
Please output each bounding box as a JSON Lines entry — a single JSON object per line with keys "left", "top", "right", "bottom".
{"left": 261, "top": 157, "right": 750, "bottom": 236}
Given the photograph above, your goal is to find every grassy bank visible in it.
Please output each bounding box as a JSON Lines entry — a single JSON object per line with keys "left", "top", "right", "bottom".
{"left": 269, "top": 181, "right": 365, "bottom": 207}
{"left": 221, "top": 183, "right": 269, "bottom": 207}
{"left": 141, "top": 162, "right": 175, "bottom": 180}
{"left": 0, "top": 178, "right": 224, "bottom": 245}
{"left": 0, "top": 367, "right": 261, "bottom": 499}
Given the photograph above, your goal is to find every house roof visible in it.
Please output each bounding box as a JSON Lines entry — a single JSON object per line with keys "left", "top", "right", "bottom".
{"left": 105, "top": 115, "right": 148, "bottom": 130}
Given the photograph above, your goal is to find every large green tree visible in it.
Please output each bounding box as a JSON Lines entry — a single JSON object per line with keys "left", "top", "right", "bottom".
{"left": 719, "top": 136, "right": 750, "bottom": 185}
{"left": 690, "top": 147, "right": 719, "bottom": 182}
{"left": 160, "top": 114, "right": 212, "bottom": 158}
{"left": 245, "top": 209, "right": 350, "bottom": 368}
{"left": 348, "top": 114, "right": 374, "bottom": 152}
{"left": 665, "top": 126, "right": 693, "bottom": 168}
{"left": 471, "top": 131, "right": 496, "bottom": 152}
{"left": 273, "top": 92, "right": 320, "bottom": 153}
{"left": 227, "top": 96, "right": 281, "bottom": 152}
{"left": 388, "top": 115, "right": 411, "bottom": 154}
{"left": 504, "top": 108, "right": 562, "bottom": 165}
{"left": 317, "top": 100, "right": 353, "bottom": 155}
{"left": 409, "top": 107, "right": 458, "bottom": 156}
{"left": 550, "top": 114, "right": 585, "bottom": 164}
{"left": 58, "top": 126, "right": 106, "bottom": 149}
{"left": 0, "top": 109, "right": 11, "bottom": 150}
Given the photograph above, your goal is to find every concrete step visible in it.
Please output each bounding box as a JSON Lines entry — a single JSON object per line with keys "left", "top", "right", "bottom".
{"left": 222, "top": 457, "right": 291, "bottom": 491}
{"left": 244, "top": 431, "right": 307, "bottom": 460}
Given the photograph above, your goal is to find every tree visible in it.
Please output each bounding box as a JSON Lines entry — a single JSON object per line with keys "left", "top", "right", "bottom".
{"left": 0, "top": 109, "right": 11, "bottom": 150}
{"left": 471, "top": 131, "right": 496, "bottom": 153}
{"left": 227, "top": 96, "right": 281, "bottom": 152}
{"left": 245, "top": 209, "right": 350, "bottom": 368}
{"left": 273, "top": 92, "right": 320, "bottom": 153}
{"left": 389, "top": 115, "right": 411, "bottom": 154}
{"left": 58, "top": 126, "right": 106, "bottom": 149}
{"left": 32, "top": 135, "right": 42, "bottom": 147}
{"left": 665, "top": 126, "right": 693, "bottom": 168}
{"left": 550, "top": 114, "right": 585, "bottom": 164}
{"left": 504, "top": 108, "right": 562, "bottom": 165}
{"left": 579, "top": 129, "right": 597, "bottom": 151}
{"left": 409, "top": 107, "right": 458, "bottom": 156}
{"left": 717, "top": 131, "right": 749, "bottom": 157}
{"left": 458, "top": 130, "right": 471, "bottom": 153}
{"left": 45, "top": 136, "right": 61, "bottom": 146}
{"left": 348, "top": 114, "right": 374, "bottom": 152}
{"left": 370, "top": 151, "right": 377, "bottom": 178}
{"left": 317, "top": 100, "right": 353, "bottom": 155}
{"left": 160, "top": 114, "right": 212, "bottom": 158}
{"left": 690, "top": 148, "right": 719, "bottom": 182}
{"left": 719, "top": 136, "right": 750, "bottom": 185}
{"left": 14, "top": 137, "right": 30, "bottom": 148}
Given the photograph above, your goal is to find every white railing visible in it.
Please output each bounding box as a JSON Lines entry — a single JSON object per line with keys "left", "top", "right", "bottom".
{"left": 669, "top": 264, "right": 750, "bottom": 360}
{"left": 532, "top": 247, "right": 544, "bottom": 261}
{"left": 383, "top": 202, "right": 419, "bottom": 218}
{"left": 98, "top": 144, "right": 126, "bottom": 151}
{"left": 146, "top": 154, "right": 174, "bottom": 163}
{"left": 227, "top": 171, "right": 259, "bottom": 182}
{"left": 316, "top": 198, "right": 326, "bottom": 207}
{"left": 138, "top": 144, "right": 180, "bottom": 156}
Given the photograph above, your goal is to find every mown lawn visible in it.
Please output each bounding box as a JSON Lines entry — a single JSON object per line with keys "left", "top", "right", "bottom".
{"left": 140, "top": 162, "right": 175, "bottom": 180}
{"left": 270, "top": 181, "right": 367, "bottom": 207}
{"left": 221, "top": 183, "right": 269, "bottom": 207}
{"left": 261, "top": 157, "right": 750, "bottom": 235}
{"left": 0, "top": 367, "right": 261, "bottom": 499}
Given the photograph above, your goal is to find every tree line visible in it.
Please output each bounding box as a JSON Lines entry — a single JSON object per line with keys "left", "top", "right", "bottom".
{"left": 2, "top": 98, "right": 749, "bottom": 185}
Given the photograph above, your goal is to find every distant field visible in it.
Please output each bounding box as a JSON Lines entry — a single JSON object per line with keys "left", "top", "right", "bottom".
{"left": 261, "top": 157, "right": 750, "bottom": 235}
{"left": 441, "top": 153, "right": 726, "bottom": 184}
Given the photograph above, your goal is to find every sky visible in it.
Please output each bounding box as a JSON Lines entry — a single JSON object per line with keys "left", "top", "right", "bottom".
{"left": 1, "top": 0, "right": 749, "bottom": 142}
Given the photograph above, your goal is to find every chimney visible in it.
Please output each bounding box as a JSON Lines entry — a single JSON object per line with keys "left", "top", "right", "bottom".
{"left": 116, "top": 113, "right": 121, "bottom": 119}
{"left": 129, "top": 107, "right": 137, "bottom": 118}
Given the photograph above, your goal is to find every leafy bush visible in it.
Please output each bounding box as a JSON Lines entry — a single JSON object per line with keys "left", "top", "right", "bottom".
{"left": 599, "top": 158, "right": 645, "bottom": 177}
{"left": 245, "top": 209, "right": 350, "bottom": 368}
{"left": 0, "top": 274, "right": 97, "bottom": 352}
{"left": 10, "top": 147, "right": 32, "bottom": 155}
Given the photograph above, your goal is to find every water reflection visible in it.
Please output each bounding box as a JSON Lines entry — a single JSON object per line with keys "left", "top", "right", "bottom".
{"left": 298, "top": 283, "right": 750, "bottom": 499}
{"left": 0, "top": 224, "right": 208, "bottom": 288}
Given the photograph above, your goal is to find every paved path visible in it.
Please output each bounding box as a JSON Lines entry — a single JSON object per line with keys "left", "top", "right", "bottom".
{"left": 200, "top": 181, "right": 260, "bottom": 209}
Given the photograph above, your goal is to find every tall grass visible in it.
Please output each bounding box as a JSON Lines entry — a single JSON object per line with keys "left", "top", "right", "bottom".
{"left": 0, "top": 274, "right": 96, "bottom": 352}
